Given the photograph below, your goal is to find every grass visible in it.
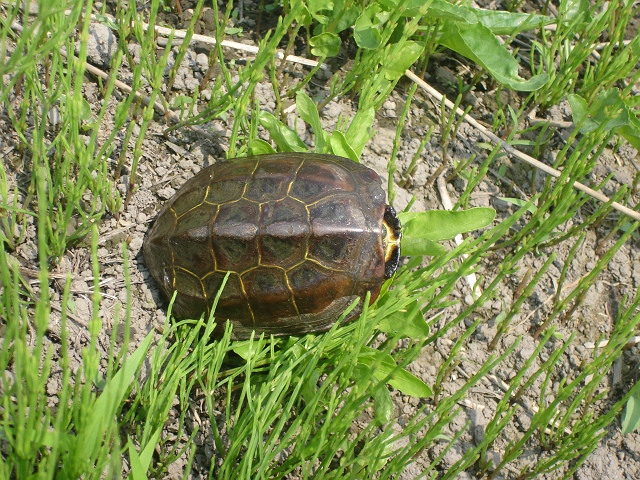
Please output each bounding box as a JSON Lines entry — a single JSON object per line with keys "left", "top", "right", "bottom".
{"left": 1, "top": 0, "right": 640, "bottom": 478}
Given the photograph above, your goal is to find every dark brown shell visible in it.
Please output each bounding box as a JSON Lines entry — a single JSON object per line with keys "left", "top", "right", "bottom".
{"left": 143, "top": 153, "right": 400, "bottom": 339}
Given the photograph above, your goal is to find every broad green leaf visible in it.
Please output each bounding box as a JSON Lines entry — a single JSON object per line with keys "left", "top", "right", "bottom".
{"left": 171, "top": 95, "right": 194, "bottom": 110}
{"left": 301, "top": 369, "right": 320, "bottom": 406}
{"left": 473, "top": 10, "right": 553, "bottom": 34}
{"left": 567, "top": 93, "right": 594, "bottom": 131}
{"left": 373, "top": 386, "right": 394, "bottom": 425}
{"left": 354, "top": 4, "right": 386, "bottom": 50}
{"left": 307, "top": 0, "right": 333, "bottom": 23}
{"left": 296, "top": 91, "right": 328, "bottom": 152}
{"left": 351, "top": 363, "right": 376, "bottom": 395}
{"left": 622, "top": 389, "right": 640, "bottom": 434}
{"left": 332, "top": 5, "right": 361, "bottom": 33}
{"left": 425, "top": 0, "right": 477, "bottom": 23}
{"left": 258, "top": 111, "right": 307, "bottom": 152}
{"left": 387, "top": 367, "right": 433, "bottom": 398}
{"left": 311, "top": 3, "right": 360, "bottom": 33}
{"left": 309, "top": 32, "right": 341, "bottom": 57}
{"left": 60, "top": 94, "right": 93, "bottom": 121}
{"left": 400, "top": 237, "right": 446, "bottom": 257}
{"left": 378, "top": 0, "right": 431, "bottom": 17}
{"left": 291, "top": 0, "right": 313, "bottom": 24}
{"left": 388, "top": 16, "right": 407, "bottom": 43}
{"left": 355, "top": 428, "right": 397, "bottom": 472}
{"left": 560, "top": 0, "right": 590, "bottom": 23}
{"left": 359, "top": 348, "right": 433, "bottom": 398}
{"left": 383, "top": 41, "right": 425, "bottom": 80}
{"left": 377, "top": 299, "right": 430, "bottom": 338}
{"left": 440, "top": 22, "right": 548, "bottom": 91}
{"left": 399, "top": 208, "right": 496, "bottom": 243}
{"left": 568, "top": 90, "right": 630, "bottom": 133}
{"left": 248, "top": 138, "right": 276, "bottom": 155}
{"left": 330, "top": 130, "right": 359, "bottom": 161}
{"left": 232, "top": 340, "right": 262, "bottom": 360}
{"left": 95, "top": 14, "right": 119, "bottom": 30}
{"left": 619, "top": 113, "right": 640, "bottom": 151}
{"left": 79, "top": 97, "right": 92, "bottom": 121}
{"left": 225, "top": 26, "right": 243, "bottom": 35}
{"left": 345, "top": 106, "right": 375, "bottom": 156}
{"left": 380, "top": 0, "right": 475, "bottom": 22}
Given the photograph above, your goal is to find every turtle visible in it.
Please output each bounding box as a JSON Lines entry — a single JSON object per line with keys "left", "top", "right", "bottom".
{"left": 143, "top": 153, "right": 401, "bottom": 340}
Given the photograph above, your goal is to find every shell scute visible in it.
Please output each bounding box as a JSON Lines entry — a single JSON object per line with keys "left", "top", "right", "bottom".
{"left": 144, "top": 153, "right": 401, "bottom": 339}
{"left": 288, "top": 262, "right": 353, "bottom": 314}
{"left": 244, "top": 156, "right": 301, "bottom": 202}
{"left": 202, "top": 272, "right": 254, "bottom": 323}
{"left": 259, "top": 198, "right": 309, "bottom": 268}
{"left": 170, "top": 169, "right": 213, "bottom": 217}
{"left": 210, "top": 200, "right": 260, "bottom": 271}
{"left": 289, "top": 160, "right": 355, "bottom": 202}
{"left": 242, "top": 267, "right": 298, "bottom": 319}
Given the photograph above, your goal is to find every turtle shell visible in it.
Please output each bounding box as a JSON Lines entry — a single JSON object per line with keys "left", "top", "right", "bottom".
{"left": 143, "top": 153, "right": 401, "bottom": 340}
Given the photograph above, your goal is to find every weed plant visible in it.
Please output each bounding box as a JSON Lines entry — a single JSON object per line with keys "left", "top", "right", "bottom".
{"left": 1, "top": 0, "right": 640, "bottom": 478}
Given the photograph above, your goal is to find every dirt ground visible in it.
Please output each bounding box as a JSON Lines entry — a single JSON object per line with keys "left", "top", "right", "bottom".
{"left": 3, "top": 0, "right": 640, "bottom": 478}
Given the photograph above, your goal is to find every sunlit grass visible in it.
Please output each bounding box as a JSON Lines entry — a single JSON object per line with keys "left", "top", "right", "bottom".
{"left": 1, "top": 0, "right": 639, "bottom": 478}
